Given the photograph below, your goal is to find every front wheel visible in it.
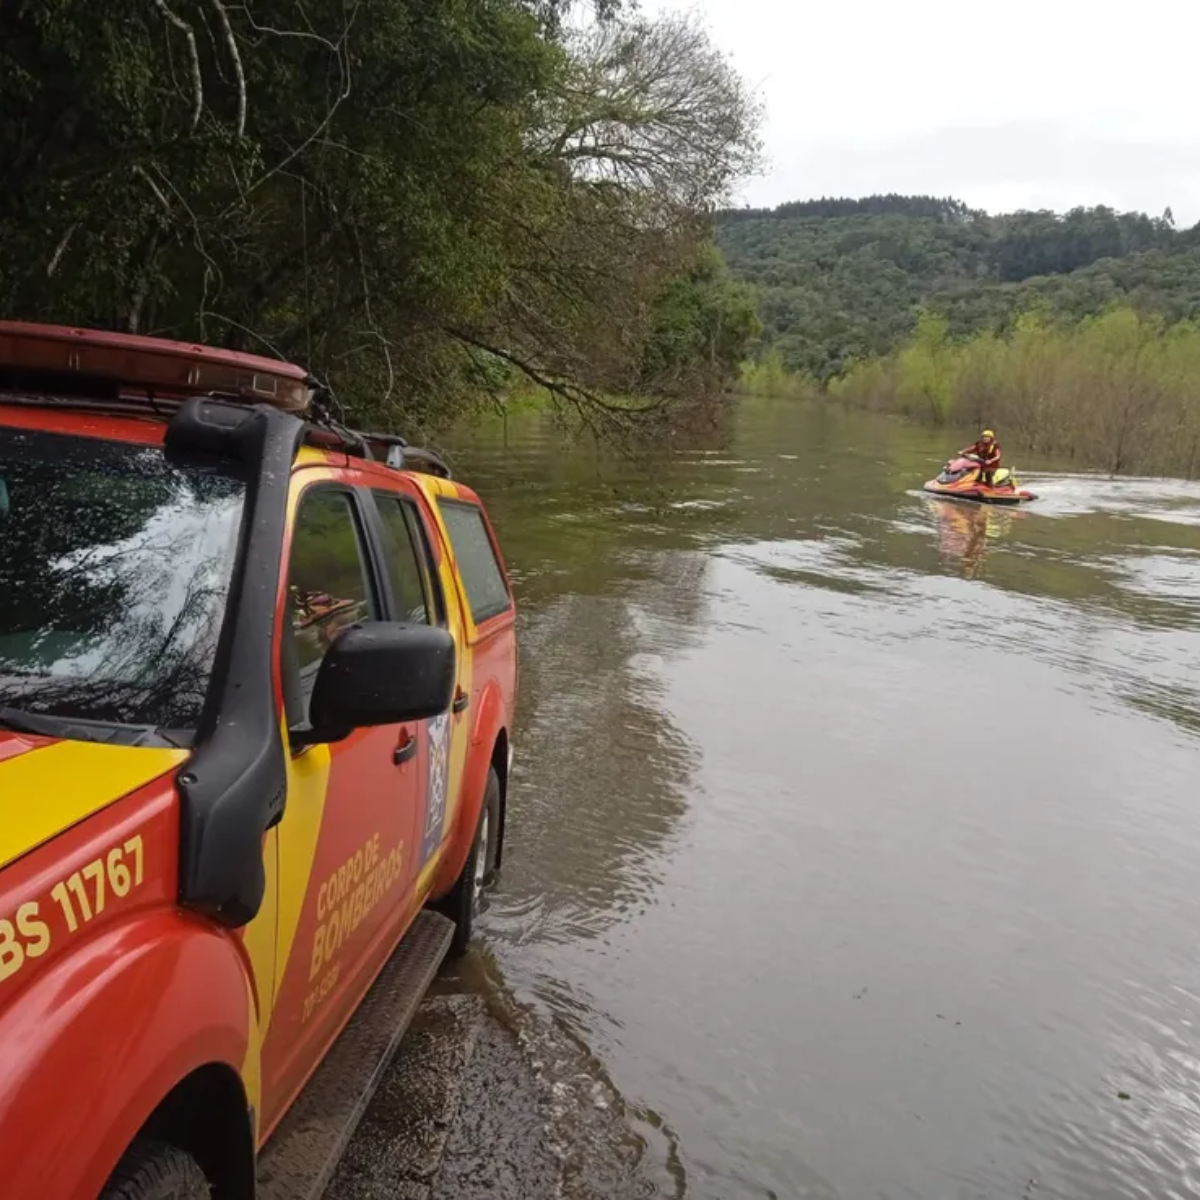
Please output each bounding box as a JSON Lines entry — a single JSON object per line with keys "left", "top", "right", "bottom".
{"left": 101, "top": 1141, "right": 210, "bottom": 1200}
{"left": 437, "top": 766, "right": 502, "bottom": 957}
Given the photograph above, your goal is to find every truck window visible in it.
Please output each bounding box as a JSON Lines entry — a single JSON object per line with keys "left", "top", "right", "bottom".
{"left": 286, "top": 488, "right": 378, "bottom": 722}
{"left": 373, "top": 493, "right": 434, "bottom": 625}
{"left": 0, "top": 426, "right": 246, "bottom": 734}
{"left": 437, "top": 499, "right": 511, "bottom": 624}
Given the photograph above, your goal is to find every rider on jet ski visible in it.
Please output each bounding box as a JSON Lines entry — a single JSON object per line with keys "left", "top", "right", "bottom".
{"left": 960, "top": 429, "right": 1002, "bottom": 487}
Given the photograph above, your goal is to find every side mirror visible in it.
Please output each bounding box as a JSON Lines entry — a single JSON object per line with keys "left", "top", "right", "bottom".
{"left": 295, "top": 621, "right": 456, "bottom": 746}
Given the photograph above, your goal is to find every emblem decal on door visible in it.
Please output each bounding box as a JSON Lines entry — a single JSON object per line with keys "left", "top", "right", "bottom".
{"left": 421, "top": 712, "right": 452, "bottom": 864}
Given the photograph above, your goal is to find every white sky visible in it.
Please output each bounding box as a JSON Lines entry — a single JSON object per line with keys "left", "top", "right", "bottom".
{"left": 644, "top": 0, "right": 1200, "bottom": 225}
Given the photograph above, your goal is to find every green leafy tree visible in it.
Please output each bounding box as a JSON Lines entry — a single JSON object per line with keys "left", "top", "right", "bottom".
{"left": 0, "top": 1, "right": 759, "bottom": 433}
{"left": 831, "top": 304, "right": 1200, "bottom": 477}
{"left": 639, "top": 245, "right": 761, "bottom": 395}
{"left": 896, "top": 312, "right": 954, "bottom": 424}
{"left": 716, "top": 194, "right": 1200, "bottom": 384}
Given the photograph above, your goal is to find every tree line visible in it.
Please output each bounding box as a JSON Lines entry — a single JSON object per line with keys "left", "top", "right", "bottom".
{"left": 828, "top": 308, "right": 1200, "bottom": 478}
{"left": 720, "top": 195, "right": 980, "bottom": 224}
{"left": 717, "top": 196, "right": 1196, "bottom": 382}
{"left": 0, "top": 0, "right": 761, "bottom": 433}
{"left": 720, "top": 194, "right": 1200, "bottom": 476}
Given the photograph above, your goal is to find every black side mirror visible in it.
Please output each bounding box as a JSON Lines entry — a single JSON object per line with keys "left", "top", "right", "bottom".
{"left": 295, "top": 621, "right": 456, "bottom": 746}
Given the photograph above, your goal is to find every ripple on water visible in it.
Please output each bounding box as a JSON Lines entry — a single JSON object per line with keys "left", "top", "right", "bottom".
{"left": 1027, "top": 472, "right": 1200, "bottom": 527}
{"left": 448, "top": 402, "right": 1200, "bottom": 1200}
{"left": 1104, "top": 550, "right": 1200, "bottom": 611}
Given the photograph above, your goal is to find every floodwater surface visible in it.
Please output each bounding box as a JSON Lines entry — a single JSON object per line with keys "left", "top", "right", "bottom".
{"left": 447, "top": 399, "right": 1200, "bottom": 1200}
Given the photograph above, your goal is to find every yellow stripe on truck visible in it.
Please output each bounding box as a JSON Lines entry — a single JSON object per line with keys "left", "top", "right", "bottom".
{"left": 268, "top": 742, "right": 332, "bottom": 1032}
{"left": 0, "top": 741, "right": 187, "bottom": 871}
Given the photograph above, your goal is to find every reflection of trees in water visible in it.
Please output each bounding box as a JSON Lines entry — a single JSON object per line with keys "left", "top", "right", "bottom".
{"left": 498, "top": 549, "right": 709, "bottom": 944}
{"left": 651, "top": 397, "right": 738, "bottom": 455}
{"left": 0, "top": 435, "right": 243, "bottom": 728}
{"left": 460, "top": 402, "right": 1200, "bottom": 752}
{"left": 64, "top": 536, "right": 230, "bottom": 727}
{"left": 1125, "top": 686, "right": 1200, "bottom": 738}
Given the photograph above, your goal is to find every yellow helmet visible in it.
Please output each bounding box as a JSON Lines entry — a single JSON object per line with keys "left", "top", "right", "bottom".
{"left": 981, "top": 429, "right": 995, "bottom": 439}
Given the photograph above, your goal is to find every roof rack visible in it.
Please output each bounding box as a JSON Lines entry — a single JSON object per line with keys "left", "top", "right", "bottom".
{"left": 392, "top": 445, "right": 452, "bottom": 479}
{"left": 362, "top": 431, "right": 408, "bottom": 468}
{"left": 303, "top": 424, "right": 451, "bottom": 479}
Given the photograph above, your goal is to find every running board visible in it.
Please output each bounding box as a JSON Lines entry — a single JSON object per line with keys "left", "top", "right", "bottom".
{"left": 256, "top": 910, "right": 455, "bottom": 1200}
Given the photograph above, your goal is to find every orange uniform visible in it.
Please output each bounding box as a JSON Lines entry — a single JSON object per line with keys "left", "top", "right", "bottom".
{"left": 962, "top": 438, "right": 1001, "bottom": 468}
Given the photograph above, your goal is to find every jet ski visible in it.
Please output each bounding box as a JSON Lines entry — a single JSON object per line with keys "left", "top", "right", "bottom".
{"left": 922, "top": 454, "right": 1036, "bottom": 505}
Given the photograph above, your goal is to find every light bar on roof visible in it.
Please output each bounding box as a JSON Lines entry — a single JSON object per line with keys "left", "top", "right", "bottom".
{"left": 0, "top": 320, "right": 312, "bottom": 413}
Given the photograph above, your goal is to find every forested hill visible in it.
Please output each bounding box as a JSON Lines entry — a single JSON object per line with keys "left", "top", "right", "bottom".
{"left": 715, "top": 195, "right": 1200, "bottom": 380}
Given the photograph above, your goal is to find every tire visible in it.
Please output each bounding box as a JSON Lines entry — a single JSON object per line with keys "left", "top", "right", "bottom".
{"left": 101, "top": 1141, "right": 210, "bottom": 1200}
{"left": 438, "top": 766, "right": 502, "bottom": 958}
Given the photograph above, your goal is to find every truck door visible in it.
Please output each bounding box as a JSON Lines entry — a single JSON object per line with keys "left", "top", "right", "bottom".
{"left": 259, "top": 479, "right": 418, "bottom": 1136}
{"left": 369, "top": 487, "right": 458, "bottom": 892}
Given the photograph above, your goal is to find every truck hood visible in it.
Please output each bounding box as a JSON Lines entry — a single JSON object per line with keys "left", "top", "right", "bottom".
{"left": 0, "top": 734, "right": 188, "bottom": 871}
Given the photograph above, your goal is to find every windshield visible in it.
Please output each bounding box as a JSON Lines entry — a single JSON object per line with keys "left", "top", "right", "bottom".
{"left": 0, "top": 426, "right": 247, "bottom": 735}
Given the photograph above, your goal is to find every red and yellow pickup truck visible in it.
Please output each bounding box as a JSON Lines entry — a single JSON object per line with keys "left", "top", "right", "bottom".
{"left": 0, "top": 322, "right": 518, "bottom": 1199}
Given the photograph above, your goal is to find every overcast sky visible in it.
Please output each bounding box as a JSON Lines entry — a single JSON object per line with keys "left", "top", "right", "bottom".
{"left": 644, "top": 0, "right": 1200, "bottom": 224}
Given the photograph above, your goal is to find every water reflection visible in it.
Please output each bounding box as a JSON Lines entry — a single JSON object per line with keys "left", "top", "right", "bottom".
{"left": 492, "top": 548, "right": 709, "bottom": 959}
{"left": 0, "top": 428, "right": 246, "bottom": 733}
{"left": 926, "top": 497, "right": 1029, "bottom": 579}
{"left": 449, "top": 399, "right": 1200, "bottom": 1200}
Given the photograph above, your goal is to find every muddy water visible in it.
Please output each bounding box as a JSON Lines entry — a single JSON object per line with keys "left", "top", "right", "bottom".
{"left": 447, "top": 399, "right": 1200, "bottom": 1200}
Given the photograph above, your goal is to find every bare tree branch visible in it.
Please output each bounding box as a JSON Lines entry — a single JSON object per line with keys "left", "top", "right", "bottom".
{"left": 202, "top": 311, "right": 292, "bottom": 360}
{"left": 347, "top": 219, "right": 396, "bottom": 405}
{"left": 46, "top": 224, "right": 79, "bottom": 278}
{"left": 132, "top": 164, "right": 173, "bottom": 216}
{"left": 236, "top": 1, "right": 361, "bottom": 201}
{"left": 536, "top": 14, "right": 762, "bottom": 212}
{"left": 128, "top": 231, "right": 162, "bottom": 332}
{"left": 230, "top": 2, "right": 340, "bottom": 52}
{"left": 150, "top": 0, "right": 204, "bottom": 131}
{"left": 446, "top": 325, "right": 665, "bottom": 427}
{"left": 210, "top": 0, "right": 247, "bottom": 136}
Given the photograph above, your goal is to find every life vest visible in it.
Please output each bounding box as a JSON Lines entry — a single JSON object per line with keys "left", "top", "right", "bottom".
{"left": 966, "top": 439, "right": 1001, "bottom": 467}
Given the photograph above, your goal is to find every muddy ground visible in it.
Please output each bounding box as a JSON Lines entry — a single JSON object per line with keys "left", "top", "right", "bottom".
{"left": 328, "top": 994, "right": 552, "bottom": 1200}
{"left": 329, "top": 981, "right": 658, "bottom": 1200}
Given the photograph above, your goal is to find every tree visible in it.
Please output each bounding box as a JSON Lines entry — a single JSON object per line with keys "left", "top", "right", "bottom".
{"left": 0, "top": 1, "right": 760, "bottom": 432}
{"left": 897, "top": 312, "right": 954, "bottom": 424}
{"left": 453, "top": 12, "right": 763, "bottom": 427}
{"left": 639, "top": 244, "right": 761, "bottom": 395}
{"left": 716, "top": 194, "right": 1200, "bottom": 383}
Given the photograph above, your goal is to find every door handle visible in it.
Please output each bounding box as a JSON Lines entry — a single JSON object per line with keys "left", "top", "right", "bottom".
{"left": 393, "top": 732, "right": 418, "bottom": 766}
{"left": 452, "top": 688, "right": 469, "bottom": 714}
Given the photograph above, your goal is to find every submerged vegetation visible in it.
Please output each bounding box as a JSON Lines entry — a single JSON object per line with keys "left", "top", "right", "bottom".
{"left": 831, "top": 309, "right": 1200, "bottom": 478}
{"left": 720, "top": 195, "right": 1200, "bottom": 477}
{"left": 0, "top": 0, "right": 761, "bottom": 433}
{"left": 737, "top": 349, "right": 810, "bottom": 400}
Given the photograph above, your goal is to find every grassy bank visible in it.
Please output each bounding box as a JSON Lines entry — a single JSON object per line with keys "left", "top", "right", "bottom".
{"left": 742, "top": 305, "right": 1200, "bottom": 478}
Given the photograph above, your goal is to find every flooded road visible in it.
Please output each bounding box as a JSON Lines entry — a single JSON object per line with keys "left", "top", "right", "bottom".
{"left": 446, "top": 399, "right": 1200, "bottom": 1200}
